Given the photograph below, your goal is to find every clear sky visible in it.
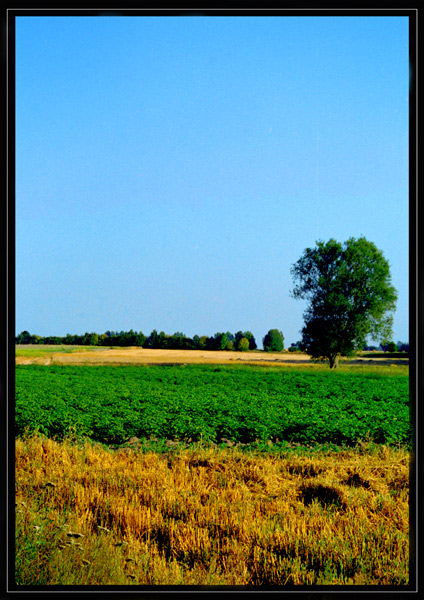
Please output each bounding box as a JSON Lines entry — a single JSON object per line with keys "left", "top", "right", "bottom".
{"left": 15, "top": 14, "right": 410, "bottom": 347}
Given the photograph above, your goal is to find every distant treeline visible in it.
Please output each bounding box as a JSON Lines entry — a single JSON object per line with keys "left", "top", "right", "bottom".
{"left": 15, "top": 329, "right": 259, "bottom": 351}
{"left": 15, "top": 330, "right": 408, "bottom": 354}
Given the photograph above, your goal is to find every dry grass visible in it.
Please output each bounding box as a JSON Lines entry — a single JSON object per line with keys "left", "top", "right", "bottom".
{"left": 15, "top": 346, "right": 409, "bottom": 367}
{"left": 15, "top": 435, "right": 410, "bottom": 586}
{"left": 14, "top": 347, "right": 316, "bottom": 366}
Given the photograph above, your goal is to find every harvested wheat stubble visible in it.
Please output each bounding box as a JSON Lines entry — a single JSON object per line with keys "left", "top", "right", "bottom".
{"left": 15, "top": 435, "right": 409, "bottom": 586}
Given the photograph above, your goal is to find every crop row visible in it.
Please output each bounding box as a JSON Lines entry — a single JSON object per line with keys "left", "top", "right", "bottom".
{"left": 15, "top": 364, "right": 411, "bottom": 447}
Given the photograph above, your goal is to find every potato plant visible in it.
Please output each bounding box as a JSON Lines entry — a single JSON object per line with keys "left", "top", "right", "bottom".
{"left": 15, "top": 364, "right": 410, "bottom": 448}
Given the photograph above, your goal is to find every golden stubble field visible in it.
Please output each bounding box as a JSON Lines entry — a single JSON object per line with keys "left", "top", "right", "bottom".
{"left": 15, "top": 435, "right": 409, "bottom": 586}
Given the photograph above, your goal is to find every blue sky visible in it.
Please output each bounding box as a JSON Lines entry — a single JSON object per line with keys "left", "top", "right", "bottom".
{"left": 15, "top": 15, "right": 410, "bottom": 347}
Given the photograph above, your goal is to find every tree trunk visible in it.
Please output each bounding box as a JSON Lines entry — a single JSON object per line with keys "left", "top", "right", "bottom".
{"left": 329, "top": 354, "right": 340, "bottom": 369}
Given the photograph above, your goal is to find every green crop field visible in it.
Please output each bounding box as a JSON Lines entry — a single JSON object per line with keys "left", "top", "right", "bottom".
{"left": 15, "top": 364, "right": 411, "bottom": 449}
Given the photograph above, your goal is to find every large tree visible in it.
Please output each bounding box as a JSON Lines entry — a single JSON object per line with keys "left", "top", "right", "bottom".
{"left": 291, "top": 237, "right": 398, "bottom": 368}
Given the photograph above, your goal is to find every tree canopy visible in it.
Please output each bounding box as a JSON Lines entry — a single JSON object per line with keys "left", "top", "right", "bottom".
{"left": 262, "top": 329, "right": 285, "bottom": 352}
{"left": 291, "top": 237, "right": 398, "bottom": 368}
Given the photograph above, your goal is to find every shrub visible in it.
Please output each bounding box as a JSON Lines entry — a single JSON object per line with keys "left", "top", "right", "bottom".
{"left": 238, "top": 338, "right": 250, "bottom": 352}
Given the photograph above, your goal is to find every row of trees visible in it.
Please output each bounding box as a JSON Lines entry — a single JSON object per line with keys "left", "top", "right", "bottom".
{"left": 15, "top": 329, "right": 285, "bottom": 352}
{"left": 288, "top": 340, "right": 409, "bottom": 353}
{"left": 367, "top": 341, "right": 409, "bottom": 353}
{"left": 16, "top": 326, "right": 405, "bottom": 356}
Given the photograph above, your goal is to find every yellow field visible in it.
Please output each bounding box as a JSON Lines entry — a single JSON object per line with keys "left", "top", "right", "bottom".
{"left": 15, "top": 346, "right": 409, "bottom": 367}
{"left": 15, "top": 435, "right": 409, "bottom": 586}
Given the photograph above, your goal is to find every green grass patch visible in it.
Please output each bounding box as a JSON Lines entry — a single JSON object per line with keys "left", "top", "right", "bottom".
{"left": 15, "top": 345, "right": 110, "bottom": 357}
